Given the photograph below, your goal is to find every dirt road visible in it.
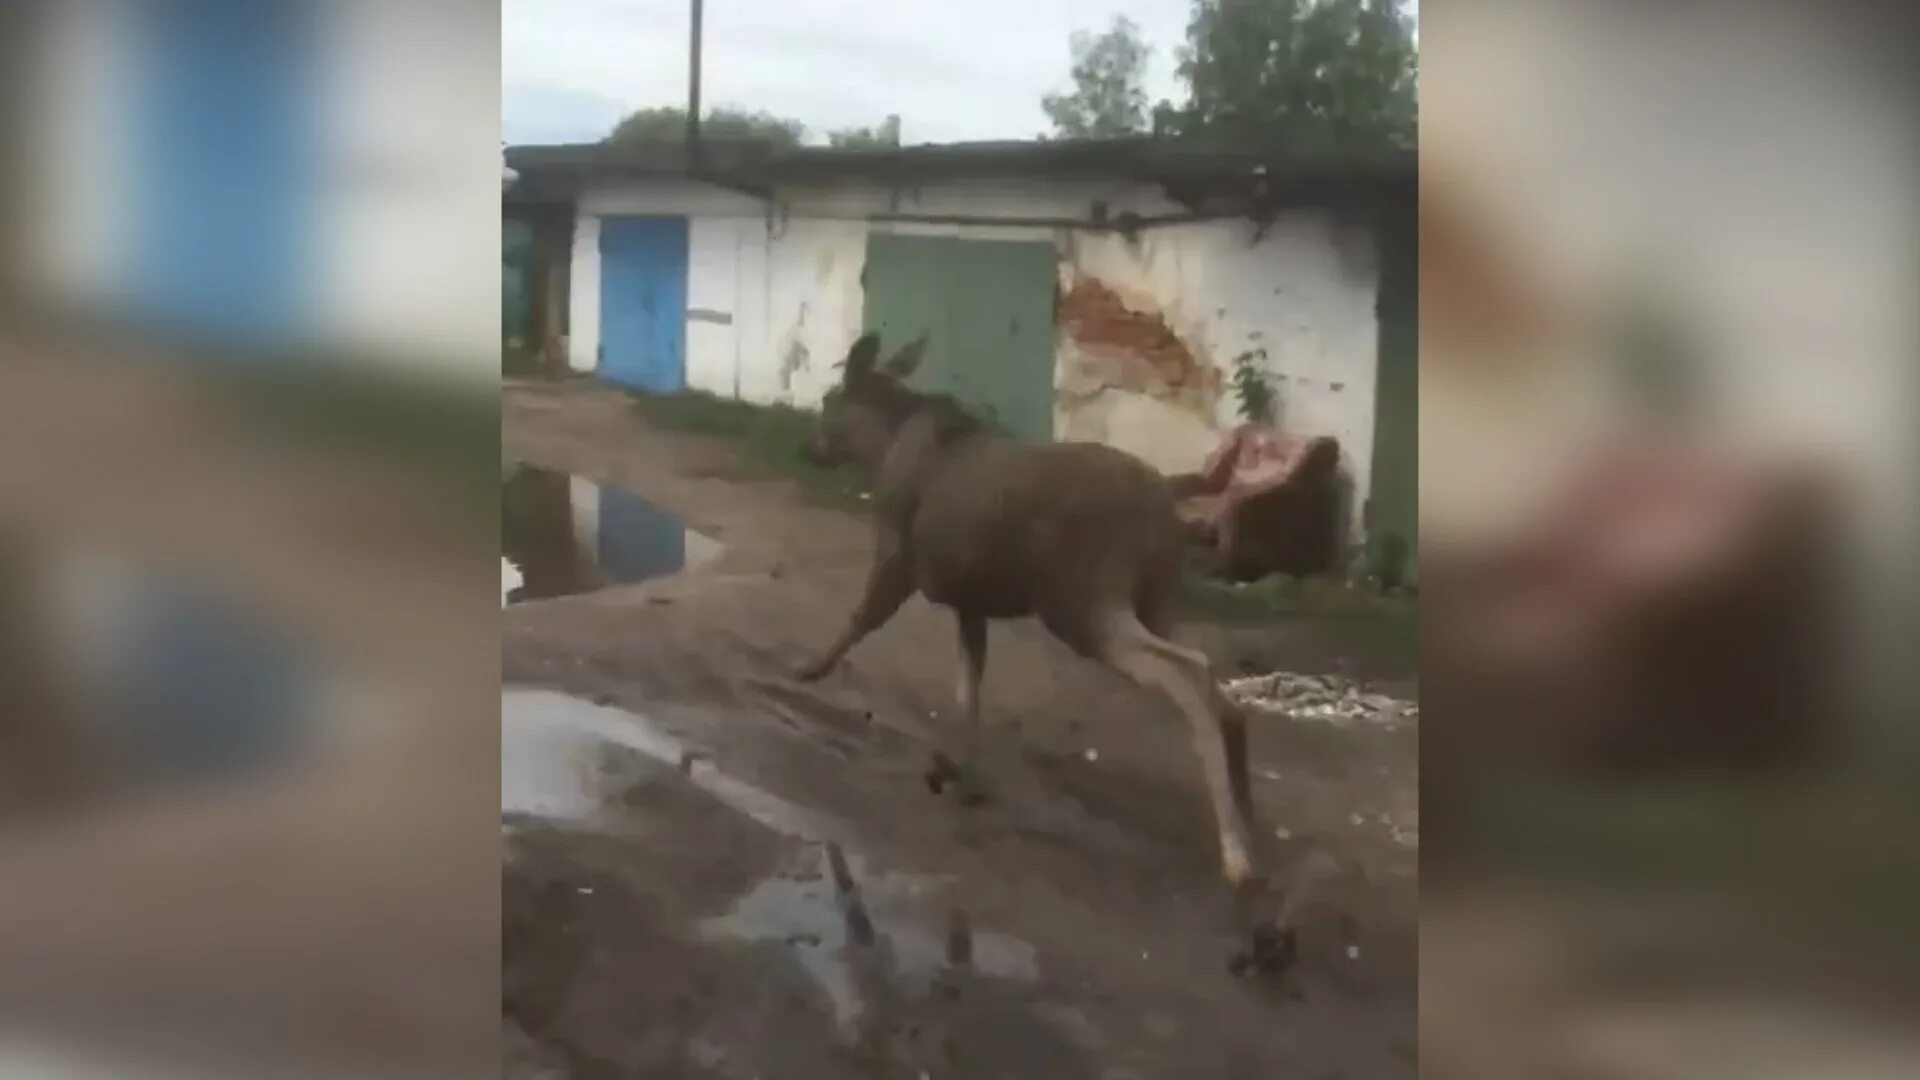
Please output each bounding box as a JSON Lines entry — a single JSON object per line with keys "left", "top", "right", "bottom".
{"left": 503, "top": 379, "right": 1417, "bottom": 1078}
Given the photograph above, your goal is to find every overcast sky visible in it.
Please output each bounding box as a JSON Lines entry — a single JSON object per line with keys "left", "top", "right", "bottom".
{"left": 505, "top": 0, "right": 1418, "bottom": 147}
{"left": 503, "top": 0, "right": 1200, "bottom": 146}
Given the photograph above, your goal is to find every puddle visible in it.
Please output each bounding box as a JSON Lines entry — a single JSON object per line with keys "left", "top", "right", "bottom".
{"left": 19, "top": 547, "right": 317, "bottom": 798}
{"left": 702, "top": 846, "right": 1040, "bottom": 1031}
{"left": 501, "top": 688, "right": 845, "bottom": 840}
{"left": 501, "top": 464, "right": 720, "bottom": 605}
{"left": 502, "top": 689, "right": 1042, "bottom": 1031}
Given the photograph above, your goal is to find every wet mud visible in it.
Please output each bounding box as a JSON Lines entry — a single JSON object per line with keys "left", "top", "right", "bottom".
{"left": 503, "top": 380, "right": 1417, "bottom": 1078}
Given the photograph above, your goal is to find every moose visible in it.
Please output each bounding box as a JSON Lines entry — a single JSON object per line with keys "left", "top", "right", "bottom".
{"left": 795, "top": 332, "right": 1261, "bottom": 889}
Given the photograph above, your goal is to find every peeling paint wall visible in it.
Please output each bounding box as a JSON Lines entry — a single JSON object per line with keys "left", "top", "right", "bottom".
{"left": 760, "top": 217, "right": 867, "bottom": 407}
{"left": 566, "top": 176, "right": 1385, "bottom": 531}
{"left": 1053, "top": 274, "right": 1224, "bottom": 475}
{"left": 773, "top": 180, "right": 1380, "bottom": 508}
{"left": 1059, "top": 211, "right": 1383, "bottom": 528}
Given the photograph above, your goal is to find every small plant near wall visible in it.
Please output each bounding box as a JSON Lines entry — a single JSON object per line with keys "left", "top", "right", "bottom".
{"left": 1229, "top": 350, "right": 1277, "bottom": 425}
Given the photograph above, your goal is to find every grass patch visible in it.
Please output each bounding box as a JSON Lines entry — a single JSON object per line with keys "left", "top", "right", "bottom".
{"left": 631, "top": 389, "right": 1418, "bottom": 637}
{"left": 1175, "top": 550, "right": 1418, "bottom": 636}
{"left": 628, "top": 390, "right": 872, "bottom": 511}
{"left": 211, "top": 358, "right": 499, "bottom": 519}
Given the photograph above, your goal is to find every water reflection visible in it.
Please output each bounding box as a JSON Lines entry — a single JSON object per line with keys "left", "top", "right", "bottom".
{"left": 3, "top": 545, "right": 314, "bottom": 817}
{"left": 500, "top": 689, "right": 846, "bottom": 841}
{"left": 501, "top": 464, "right": 719, "bottom": 605}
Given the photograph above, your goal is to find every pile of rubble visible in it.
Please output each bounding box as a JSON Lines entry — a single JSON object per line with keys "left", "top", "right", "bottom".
{"left": 1221, "top": 671, "right": 1417, "bottom": 727}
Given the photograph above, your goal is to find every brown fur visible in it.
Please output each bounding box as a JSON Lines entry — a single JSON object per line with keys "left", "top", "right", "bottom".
{"left": 798, "top": 333, "right": 1260, "bottom": 887}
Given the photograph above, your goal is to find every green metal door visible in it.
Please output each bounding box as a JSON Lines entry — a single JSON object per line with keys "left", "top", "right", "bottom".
{"left": 862, "top": 233, "right": 1056, "bottom": 441}
{"left": 502, "top": 217, "right": 533, "bottom": 348}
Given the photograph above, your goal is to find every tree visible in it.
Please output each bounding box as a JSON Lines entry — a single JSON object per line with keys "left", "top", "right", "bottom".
{"left": 1041, "top": 16, "right": 1152, "bottom": 138}
{"left": 606, "top": 105, "right": 804, "bottom": 149}
{"left": 1153, "top": 0, "right": 1417, "bottom": 152}
{"left": 829, "top": 114, "right": 903, "bottom": 149}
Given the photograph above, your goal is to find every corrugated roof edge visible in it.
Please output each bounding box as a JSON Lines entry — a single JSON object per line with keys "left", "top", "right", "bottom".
{"left": 508, "top": 137, "right": 1409, "bottom": 180}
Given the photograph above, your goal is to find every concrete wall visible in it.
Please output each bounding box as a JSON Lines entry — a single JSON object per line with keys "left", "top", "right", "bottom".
{"left": 762, "top": 216, "right": 868, "bottom": 407}
{"left": 317, "top": 0, "right": 501, "bottom": 375}
{"left": 567, "top": 175, "right": 1384, "bottom": 528}
{"left": 569, "top": 179, "right": 774, "bottom": 390}
{"left": 21, "top": 0, "right": 129, "bottom": 305}
{"left": 1057, "top": 212, "right": 1382, "bottom": 507}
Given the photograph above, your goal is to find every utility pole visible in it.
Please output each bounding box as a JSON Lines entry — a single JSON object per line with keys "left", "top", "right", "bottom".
{"left": 686, "top": 0, "right": 704, "bottom": 169}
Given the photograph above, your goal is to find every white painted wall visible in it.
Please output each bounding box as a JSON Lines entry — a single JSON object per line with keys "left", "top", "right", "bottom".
{"left": 780, "top": 177, "right": 1183, "bottom": 224}
{"left": 564, "top": 175, "right": 1385, "bottom": 527}
{"left": 20, "top": 0, "right": 500, "bottom": 379}
{"left": 763, "top": 217, "right": 869, "bottom": 406}
{"left": 569, "top": 179, "right": 773, "bottom": 391}
{"left": 19, "top": 0, "right": 129, "bottom": 305}
{"left": 567, "top": 214, "right": 601, "bottom": 373}
{"left": 1062, "top": 211, "right": 1382, "bottom": 517}
{"left": 317, "top": 0, "right": 501, "bottom": 377}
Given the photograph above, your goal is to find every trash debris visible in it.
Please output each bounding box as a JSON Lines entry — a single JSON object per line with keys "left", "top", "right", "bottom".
{"left": 1221, "top": 671, "right": 1416, "bottom": 727}
{"left": 1084, "top": 748, "right": 1100, "bottom": 762}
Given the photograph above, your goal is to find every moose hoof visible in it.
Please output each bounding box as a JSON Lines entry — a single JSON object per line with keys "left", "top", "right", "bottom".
{"left": 924, "top": 752, "right": 990, "bottom": 807}
{"left": 1227, "top": 922, "right": 1298, "bottom": 979}
{"left": 924, "top": 752, "right": 962, "bottom": 794}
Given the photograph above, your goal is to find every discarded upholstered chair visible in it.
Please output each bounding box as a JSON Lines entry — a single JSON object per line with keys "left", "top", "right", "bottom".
{"left": 1170, "top": 424, "right": 1344, "bottom": 581}
{"left": 1422, "top": 443, "right": 1837, "bottom": 781}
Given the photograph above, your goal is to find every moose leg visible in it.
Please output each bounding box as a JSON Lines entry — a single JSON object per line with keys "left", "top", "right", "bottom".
{"left": 795, "top": 532, "right": 914, "bottom": 682}
{"left": 1096, "top": 612, "right": 1258, "bottom": 888}
{"left": 943, "top": 612, "right": 990, "bottom": 804}
{"left": 1217, "top": 690, "right": 1254, "bottom": 814}
{"left": 1139, "top": 595, "right": 1252, "bottom": 816}
{"left": 955, "top": 612, "right": 987, "bottom": 733}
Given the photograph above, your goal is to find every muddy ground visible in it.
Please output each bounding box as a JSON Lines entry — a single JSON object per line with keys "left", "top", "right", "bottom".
{"left": 502, "top": 379, "right": 1417, "bottom": 1079}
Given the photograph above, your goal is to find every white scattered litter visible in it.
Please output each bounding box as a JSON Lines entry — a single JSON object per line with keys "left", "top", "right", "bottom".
{"left": 1274, "top": 826, "right": 1292, "bottom": 840}
{"left": 577, "top": 886, "right": 593, "bottom": 895}
{"left": 1221, "top": 671, "right": 1416, "bottom": 727}
{"left": 1084, "top": 748, "right": 1100, "bottom": 763}
{"left": 1346, "top": 944, "right": 1361, "bottom": 961}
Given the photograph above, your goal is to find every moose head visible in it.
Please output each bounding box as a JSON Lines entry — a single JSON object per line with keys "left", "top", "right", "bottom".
{"left": 802, "top": 332, "right": 930, "bottom": 467}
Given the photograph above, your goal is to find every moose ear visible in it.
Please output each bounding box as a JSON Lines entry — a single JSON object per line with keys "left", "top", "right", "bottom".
{"left": 882, "top": 333, "right": 929, "bottom": 379}
{"left": 840, "top": 332, "right": 881, "bottom": 382}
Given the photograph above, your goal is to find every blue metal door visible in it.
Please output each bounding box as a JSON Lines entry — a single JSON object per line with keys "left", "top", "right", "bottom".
{"left": 126, "top": 0, "right": 315, "bottom": 346}
{"left": 598, "top": 216, "right": 689, "bottom": 391}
